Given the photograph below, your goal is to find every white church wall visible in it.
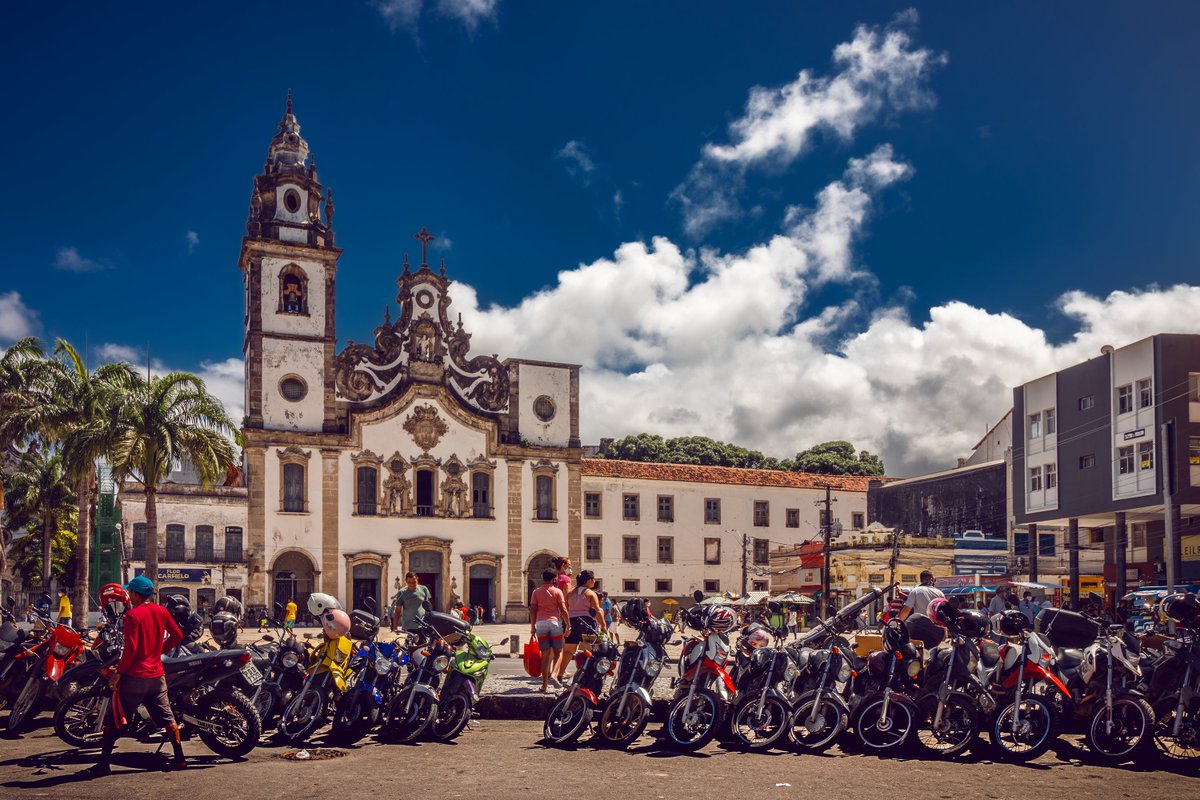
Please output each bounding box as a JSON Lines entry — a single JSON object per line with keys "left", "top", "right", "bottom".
{"left": 518, "top": 363, "right": 572, "bottom": 447}
{"left": 260, "top": 338, "right": 325, "bottom": 432}
{"left": 260, "top": 256, "right": 326, "bottom": 338}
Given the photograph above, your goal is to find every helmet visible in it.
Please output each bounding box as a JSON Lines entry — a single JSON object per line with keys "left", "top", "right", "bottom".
{"left": 99, "top": 584, "right": 130, "bottom": 614}
{"left": 320, "top": 608, "right": 351, "bottom": 639}
{"left": 210, "top": 611, "right": 239, "bottom": 647}
{"left": 882, "top": 618, "right": 910, "bottom": 652}
{"left": 1161, "top": 592, "right": 1200, "bottom": 626}
{"left": 212, "top": 595, "right": 243, "bottom": 618}
{"left": 998, "top": 609, "right": 1030, "bottom": 636}
{"left": 622, "top": 598, "right": 647, "bottom": 625}
{"left": 307, "top": 592, "right": 342, "bottom": 618}
{"left": 928, "top": 597, "right": 950, "bottom": 627}
{"left": 743, "top": 624, "right": 772, "bottom": 650}
{"left": 704, "top": 605, "right": 735, "bottom": 633}
{"left": 952, "top": 608, "right": 990, "bottom": 638}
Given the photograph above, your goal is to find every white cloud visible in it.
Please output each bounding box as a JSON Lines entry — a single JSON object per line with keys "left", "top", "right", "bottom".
{"left": 54, "top": 246, "right": 111, "bottom": 272}
{"left": 186, "top": 230, "right": 200, "bottom": 253}
{"left": 0, "top": 291, "right": 41, "bottom": 342}
{"left": 96, "top": 343, "right": 246, "bottom": 428}
{"left": 371, "top": 0, "right": 497, "bottom": 32}
{"left": 674, "top": 11, "right": 944, "bottom": 235}
{"left": 556, "top": 140, "right": 596, "bottom": 185}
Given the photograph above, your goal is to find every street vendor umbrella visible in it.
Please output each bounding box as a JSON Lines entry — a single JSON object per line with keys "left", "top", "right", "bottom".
{"left": 662, "top": 598, "right": 679, "bottom": 606}
{"left": 1124, "top": 589, "right": 1169, "bottom": 600}
{"left": 1009, "top": 580, "right": 1056, "bottom": 590}
{"left": 700, "top": 595, "right": 728, "bottom": 605}
{"left": 772, "top": 591, "right": 814, "bottom": 605}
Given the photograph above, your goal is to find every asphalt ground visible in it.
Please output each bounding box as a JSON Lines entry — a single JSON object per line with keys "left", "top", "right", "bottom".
{"left": 0, "top": 717, "right": 1195, "bottom": 800}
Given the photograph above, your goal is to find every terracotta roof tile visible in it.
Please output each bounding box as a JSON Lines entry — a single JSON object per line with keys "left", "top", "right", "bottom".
{"left": 581, "top": 458, "right": 879, "bottom": 492}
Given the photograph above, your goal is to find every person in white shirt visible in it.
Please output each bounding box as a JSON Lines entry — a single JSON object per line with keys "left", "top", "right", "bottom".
{"left": 898, "top": 571, "right": 945, "bottom": 620}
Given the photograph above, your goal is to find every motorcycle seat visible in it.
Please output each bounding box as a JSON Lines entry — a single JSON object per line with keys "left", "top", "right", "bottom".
{"left": 1058, "top": 648, "right": 1085, "bottom": 669}
{"left": 163, "top": 647, "right": 249, "bottom": 673}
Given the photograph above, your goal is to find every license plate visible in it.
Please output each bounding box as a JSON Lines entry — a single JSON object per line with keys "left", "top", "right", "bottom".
{"left": 241, "top": 664, "right": 263, "bottom": 685}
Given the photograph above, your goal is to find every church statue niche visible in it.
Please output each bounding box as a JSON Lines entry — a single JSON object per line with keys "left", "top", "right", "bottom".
{"left": 440, "top": 456, "right": 468, "bottom": 519}
{"left": 384, "top": 455, "right": 411, "bottom": 517}
{"left": 279, "top": 265, "right": 308, "bottom": 314}
{"left": 331, "top": 227, "right": 510, "bottom": 414}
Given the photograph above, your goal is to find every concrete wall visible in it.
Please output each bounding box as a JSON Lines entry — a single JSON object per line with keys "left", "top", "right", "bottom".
{"left": 869, "top": 462, "right": 1006, "bottom": 538}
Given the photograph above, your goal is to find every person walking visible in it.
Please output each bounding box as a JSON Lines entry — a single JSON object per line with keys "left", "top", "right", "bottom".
{"left": 898, "top": 571, "right": 945, "bottom": 620}
{"left": 529, "top": 568, "right": 570, "bottom": 692}
{"left": 57, "top": 588, "right": 72, "bottom": 627}
{"left": 1018, "top": 591, "right": 1038, "bottom": 624}
{"left": 557, "top": 570, "right": 607, "bottom": 682}
{"left": 284, "top": 597, "right": 297, "bottom": 633}
{"left": 787, "top": 607, "right": 799, "bottom": 639}
{"left": 490, "top": 606, "right": 498, "bottom": 624}
{"left": 84, "top": 575, "right": 186, "bottom": 775}
{"left": 391, "top": 572, "right": 432, "bottom": 633}
{"left": 599, "top": 591, "right": 619, "bottom": 644}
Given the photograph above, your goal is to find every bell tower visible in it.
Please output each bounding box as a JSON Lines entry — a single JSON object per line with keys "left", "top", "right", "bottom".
{"left": 240, "top": 92, "right": 341, "bottom": 434}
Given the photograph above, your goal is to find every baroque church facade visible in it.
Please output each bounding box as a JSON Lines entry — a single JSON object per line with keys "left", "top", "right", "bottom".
{"left": 115, "top": 99, "right": 873, "bottom": 621}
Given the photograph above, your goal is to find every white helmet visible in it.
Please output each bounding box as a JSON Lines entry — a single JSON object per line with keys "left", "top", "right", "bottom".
{"left": 307, "top": 592, "right": 341, "bottom": 617}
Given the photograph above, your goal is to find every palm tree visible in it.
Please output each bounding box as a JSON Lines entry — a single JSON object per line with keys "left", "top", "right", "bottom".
{"left": 102, "top": 372, "right": 237, "bottom": 593}
{"left": 3, "top": 446, "right": 77, "bottom": 592}
{"left": 0, "top": 337, "right": 49, "bottom": 584}
{"left": 50, "top": 340, "right": 137, "bottom": 626}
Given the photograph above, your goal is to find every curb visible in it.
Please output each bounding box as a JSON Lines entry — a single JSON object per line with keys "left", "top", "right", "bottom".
{"left": 476, "top": 694, "right": 672, "bottom": 721}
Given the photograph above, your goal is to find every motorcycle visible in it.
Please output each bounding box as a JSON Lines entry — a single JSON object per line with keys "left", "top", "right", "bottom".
{"left": 383, "top": 600, "right": 469, "bottom": 743}
{"left": 727, "top": 609, "right": 796, "bottom": 750}
{"left": 1143, "top": 591, "right": 1200, "bottom": 761}
{"left": 911, "top": 604, "right": 996, "bottom": 757}
{"left": 543, "top": 623, "right": 619, "bottom": 747}
{"left": 0, "top": 598, "right": 33, "bottom": 714}
{"left": 6, "top": 610, "right": 87, "bottom": 732}
{"left": 331, "top": 600, "right": 400, "bottom": 744}
{"left": 248, "top": 602, "right": 308, "bottom": 730}
{"left": 428, "top": 626, "right": 499, "bottom": 742}
{"left": 787, "top": 585, "right": 893, "bottom": 752}
{"left": 852, "top": 618, "right": 923, "bottom": 752}
{"left": 663, "top": 593, "right": 736, "bottom": 751}
{"left": 277, "top": 629, "right": 353, "bottom": 743}
{"left": 54, "top": 646, "right": 262, "bottom": 757}
{"left": 596, "top": 600, "right": 670, "bottom": 748}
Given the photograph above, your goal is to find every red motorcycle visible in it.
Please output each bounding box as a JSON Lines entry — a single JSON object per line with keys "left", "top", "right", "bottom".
{"left": 985, "top": 609, "right": 1066, "bottom": 761}
{"left": 5, "top": 611, "right": 87, "bottom": 733}
{"left": 663, "top": 596, "right": 737, "bottom": 751}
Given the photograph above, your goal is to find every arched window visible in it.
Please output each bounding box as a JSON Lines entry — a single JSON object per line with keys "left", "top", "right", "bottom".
{"left": 278, "top": 265, "right": 308, "bottom": 315}
{"left": 283, "top": 463, "right": 305, "bottom": 512}
{"left": 356, "top": 466, "right": 378, "bottom": 516}
{"left": 416, "top": 469, "right": 435, "bottom": 517}
{"left": 535, "top": 475, "right": 553, "bottom": 521}
{"left": 195, "top": 525, "right": 214, "bottom": 561}
{"left": 131, "top": 523, "right": 146, "bottom": 561}
{"left": 165, "top": 524, "right": 185, "bottom": 562}
{"left": 224, "top": 527, "right": 243, "bottom": 562}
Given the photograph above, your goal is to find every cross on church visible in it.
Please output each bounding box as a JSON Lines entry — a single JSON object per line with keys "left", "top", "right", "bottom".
{"left": 415, "top": 227, "right": 435, "bottom": 267}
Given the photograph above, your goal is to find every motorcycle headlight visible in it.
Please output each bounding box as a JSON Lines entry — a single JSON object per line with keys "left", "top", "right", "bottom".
{"left": 594, "top": 657, "right": 613, "bottom": 674}
{"left": 906, "top": 660, "right": 921, "bottom": 679}
{"left": 53, "top": 643, "right": 72, "bottom": 659}
{"left": 432, "top": 654, "right": 451, "bottom": 672}
{"left": 375, "top": 655, "right": 393, "bottom": 675}
{"left": 837, "top": 662, "right": 852, "bottom": 683}
{"left": 474, "top": 641, "right": 492, "bottom": 660}
{"left": 783, "top": 664, "right": 799, "bottom": 682}
{"left": 281, "top": 651, "right": 300, "bottom": 669}
{"left": 644, "top": 660, "right": 661, "bottom": 677}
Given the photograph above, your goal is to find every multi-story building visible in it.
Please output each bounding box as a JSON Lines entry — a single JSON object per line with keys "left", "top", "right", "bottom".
{"left": 1012, "top": 334, "right": 1200, "bottom": 602}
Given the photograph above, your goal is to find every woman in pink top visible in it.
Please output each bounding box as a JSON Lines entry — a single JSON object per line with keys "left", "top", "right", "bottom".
{"left": 529, "top": 568, "right": 570, "bottom": 692}
{"left": 557, "top": 570, "right": 606, "bottom": 682}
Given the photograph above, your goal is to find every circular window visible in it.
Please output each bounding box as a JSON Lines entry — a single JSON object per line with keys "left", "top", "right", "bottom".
{"left": 533, "top": 395, "right": 556, "bottom": 422}
{"left": 283, "top": 188, "right": 302, "bottom": 213}
{"left": 415, "top": 289, "right": 434, "bottom": 309}
{"left": 279, "top": 376, "right": 307, "bottom": 402}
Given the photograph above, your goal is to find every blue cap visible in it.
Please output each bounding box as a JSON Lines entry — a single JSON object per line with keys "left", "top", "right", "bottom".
{"left": 125, "top": 575, "right": 155, "bottom": 596}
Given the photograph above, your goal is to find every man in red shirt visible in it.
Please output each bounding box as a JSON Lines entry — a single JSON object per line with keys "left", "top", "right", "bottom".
{"left": 87, "top": 574, "right": 186, "bottom": 775}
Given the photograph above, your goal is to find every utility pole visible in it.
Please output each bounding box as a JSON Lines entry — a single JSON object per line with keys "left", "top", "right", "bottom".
{"left": 740, "top": 532, "right": 748, "bottom": 597}
{"left": 1162, "top": 419, "right": 1180, "bottom": 592}
{"left": 817, "top": 485, "right": 837, "bottom": 612}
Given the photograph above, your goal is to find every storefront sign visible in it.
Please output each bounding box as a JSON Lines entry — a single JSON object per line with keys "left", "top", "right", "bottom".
{"left": 135, "top": 567, "right": 213, "bottom": 583}
{"left": 1123, "top": 428, "right": 1146, "bottom": 441}
{"left": 1183, "top": 535, "right": 1200, "bottom": 562}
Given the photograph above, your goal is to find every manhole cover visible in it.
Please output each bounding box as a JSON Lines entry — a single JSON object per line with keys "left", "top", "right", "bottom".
{"left": 278, "top": 748, "right": 347, "bottom": 761}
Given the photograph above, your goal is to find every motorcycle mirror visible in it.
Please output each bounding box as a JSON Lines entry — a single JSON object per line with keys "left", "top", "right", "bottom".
{"left": 4, "top": 597, "right": 14, "bottom": 609}
{"left": 262, "top": 634, "right": 275, "bottom": 642}
{"left": 363, "top": 595, "right": 378, "bottom": 614}
{"left": 768, "top": 601, "right": 782, "bottom": 613}
{"left": 693, "top": 590, "right": 704, "bottom": 604}
{"left": 499, "top": 637, "right": 510, "bottom": 646}
{"left": 273, "top": 601, "right": 284, "bottom": 618}
{"left": 670, "top": 640, "right": 682, "bottom": 646}
{"left": 302, "top": 632, "right": 314, "bottom": 640}
{"left": 588, "top": 607, "right": 597, "bottom": 618}
{"left": 421, "top": 599, "right": 433, "bottom": 614}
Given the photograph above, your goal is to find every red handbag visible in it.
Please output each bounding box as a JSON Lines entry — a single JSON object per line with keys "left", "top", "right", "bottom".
{"left": 523, "top": 639, "right": 541, "bottom": 678}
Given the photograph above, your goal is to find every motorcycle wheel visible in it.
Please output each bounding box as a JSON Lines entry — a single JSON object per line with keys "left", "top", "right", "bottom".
{"left": 914, "top": 692, "right": 979, "bottom": 757}
{"left": 730, "top": 694, "right": 789, "bottom": 750}
{"left": 542, "top": 693, "right": 592, "bottom": 747}
{"left": 278, "top": 688, "right": 328, "bottom": 744}
{"left": 665, "top": 689, "right": 722, "bottom": 751}
{"left": 329, "top": 693, "right": 377, "bottom": 746}
{"left": 990, "top": 697, "right": 1056, "bottom": 762}
{"left": 384, "top": 686, "right": 437, "bottom": 744}
{"left": 428, "top": 690, "right": 473, "bottom": 742}
{"left": 1085, "top": 694, "right": 1153, "bottom": 763}
{"left": 789, "top": 693, "right": 848, "bottom": 752}
{"left": 54, "top": 684, "right": 110, "bottom": 747}
{"left": 252, "top": 684, "right": 281, "bottom": 731}
{"left": 1152, "top": 695, "right": 1200, "bottom": 761}
{"left": 597, "top": 692, "right": 650, "bottom": 748}
{"left": 196, "top": 688, "right": 262, "bottom": 758}
{"left": 6, "top": 673, "right": 46, "bottom": 733}
{"left": 855, "top": 696, "right": 915, "bottom": 752}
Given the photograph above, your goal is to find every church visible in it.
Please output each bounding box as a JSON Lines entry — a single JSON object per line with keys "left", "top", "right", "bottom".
{"left": 117, "top": 98, "right": 871, "bottom": 621}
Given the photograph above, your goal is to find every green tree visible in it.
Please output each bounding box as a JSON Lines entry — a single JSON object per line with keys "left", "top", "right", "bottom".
{"left": 0, "top": 337, "right": 49, "bottom": 584}
{"left": 100, "top": 372, "right": 238, "bottom": 592}
{"left": 791, "top": 441, "right": 885, "bottom": 476}
{"left": 8, "top": 522, "right": 76, "bottom": 589}
{"left": 3, "top": 446, "right": 78, "bottom": 590}
{"left": 606, "top": 433, "right": 669, "bottom": 463}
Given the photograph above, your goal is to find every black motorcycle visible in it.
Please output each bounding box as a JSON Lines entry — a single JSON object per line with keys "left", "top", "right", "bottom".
{"left": 544, "top": 618, "right": 619, "bottom": 747}
{"left": 911, "top": 605, "right": 996, "bottom": 757}
{"left": 55, "top": 646, "right": 262, "bottom": 757}
{"left": 728, "top": 610, "right": 795, "bottom": 750}
{"left": 248, "top": 602, "right": 308, "bottom": 730}
{"left": 1144, "top": 591, "right": 1200, "bottom": 761}
{"left": 596, "top": 600, "right": 670, "bottom": 748}
{"left": 383, "top": 601, "right": 469, "bottom": 743}
{"left": 852, "top": 617, "right": 923, "bottom": 752}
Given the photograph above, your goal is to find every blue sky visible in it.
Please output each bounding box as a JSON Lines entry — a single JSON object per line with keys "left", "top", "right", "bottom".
{"left": 2, "top": 2, "right": 1198, "bottom": 473}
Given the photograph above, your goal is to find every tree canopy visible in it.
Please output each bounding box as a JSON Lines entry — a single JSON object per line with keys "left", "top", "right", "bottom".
{"left": 600, "top": 434, "right": 885, "bottom": 476}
